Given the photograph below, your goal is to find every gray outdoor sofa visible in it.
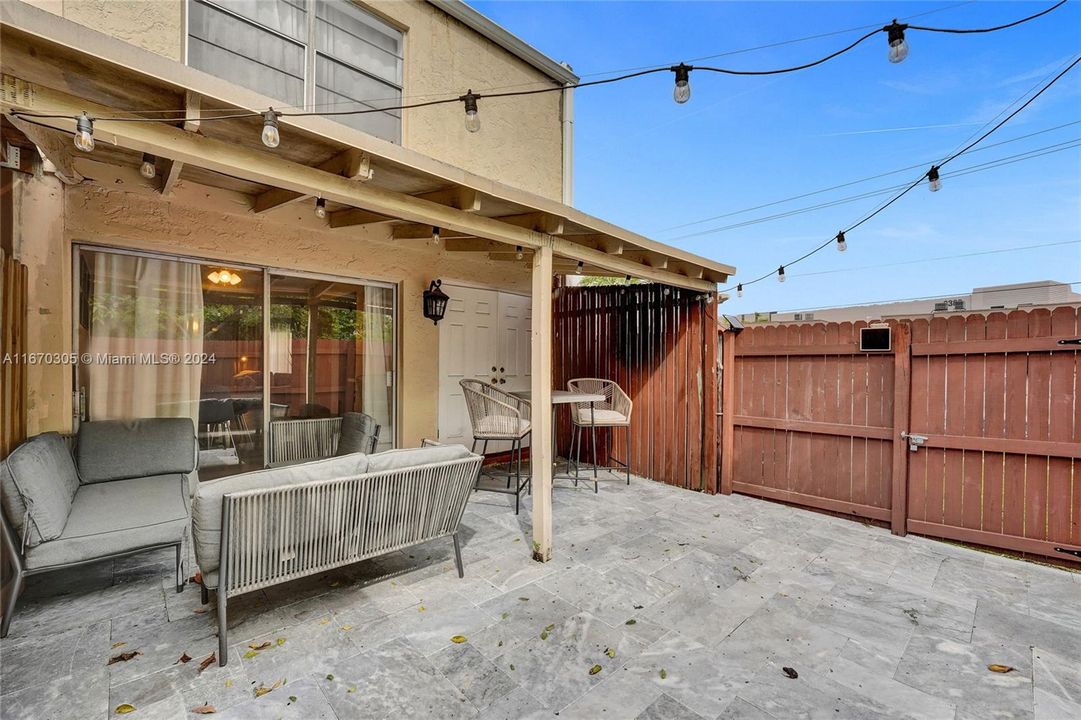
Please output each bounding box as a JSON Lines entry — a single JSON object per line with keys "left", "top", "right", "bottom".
{"left": 192, "top": 441, "right": 482, "bottom": 665}
{"left": 0, "top": 418, "right": 197, "bottom": 637}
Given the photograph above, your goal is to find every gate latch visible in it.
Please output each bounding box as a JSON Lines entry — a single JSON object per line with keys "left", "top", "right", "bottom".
{"left": 900, "top": 431, "right": 928, "bottom": 452}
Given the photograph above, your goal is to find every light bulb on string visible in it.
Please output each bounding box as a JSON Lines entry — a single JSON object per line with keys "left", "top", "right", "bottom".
{"left": 315, "top": 197, "right": 327, "bottom": 219}
{"left": 737, "top": 284, "right": 744, "bottom": 298}
{"left": 261, "top": 109, "right": 281, "bottom": 148}
{"left": 835, "top": 231, "right": 847, "bottom": 252}
{"left": 515, "top": 246, "right": 524, "bottom": 260}
{"left": 432, "top": 226, "right": 441, "bottom": 244}
{"left": 74, "top": 112, "right": 95, "bottom": 152}
{"left": 927, "top": 165, "right": 942, "bottom": 192}
{"left": 461, "top": 91, "right": 481, "bottom": 133}
{"left": 777, "top": 265, "right": 786, "bottom": 283}
{"left": 139, "top": 153, "right": 156, "bottom": 179}
{"left": 886, "top": 21, "right": 909, "bottom": 64}
{"left": 672, "top": 63, "right": 692, "bottom": 104}
{"left": 575, "top": 261, "right": 583, "bottom": 275}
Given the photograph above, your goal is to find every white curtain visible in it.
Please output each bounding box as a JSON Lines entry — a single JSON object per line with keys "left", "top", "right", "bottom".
{"left": 86, "top": 252, "right": 204, "bottom": 428}
{"left": 361, "top": 286, "right": 393, "bottom": 450}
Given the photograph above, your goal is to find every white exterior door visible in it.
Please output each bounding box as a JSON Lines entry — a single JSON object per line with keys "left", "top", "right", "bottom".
{"left": 438, "top": 285, "right": 531, "bottom": 451}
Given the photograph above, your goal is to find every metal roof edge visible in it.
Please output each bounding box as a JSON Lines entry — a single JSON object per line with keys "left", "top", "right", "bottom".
{"left": 427, "top": 0, "right": 579, "bottom": 86}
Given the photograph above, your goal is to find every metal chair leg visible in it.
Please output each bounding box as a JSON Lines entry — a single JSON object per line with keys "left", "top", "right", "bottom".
{"left": 201, "top": 583, "right": 209, "bottom": 605}
{"left": 626, "top": 426, "right": 632, "bottom": 484}
{"left": 175, "top": 543, "right": 184, "bottom": 593}
{"left": 217, "top": 590, "right": 228, "bottom": 666}
{"left": 453, "top": 532, "right": 464, "bottom": 578}
{"left": 591, "top": 422, "right": 599, "bottom": 479}
{"left": 1, "top": 571, "right": 23, "bottom": 638}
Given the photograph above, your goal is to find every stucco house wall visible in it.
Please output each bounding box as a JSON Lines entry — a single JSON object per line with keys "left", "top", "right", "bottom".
{"left": 13, "top": 168, "right": 531, "bottom": 443}
{"left": 21, "top": 0, "right": 565, "bottom": 200}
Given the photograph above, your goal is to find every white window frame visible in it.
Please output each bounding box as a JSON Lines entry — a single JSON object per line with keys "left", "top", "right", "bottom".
{"left": 184, "top": 0, "right": 404, "bottom": 141}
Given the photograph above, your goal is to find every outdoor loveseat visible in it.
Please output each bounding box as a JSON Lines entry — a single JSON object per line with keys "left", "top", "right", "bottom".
{"left": 192, "top": 442, "right": 481, "bottom": 665}
{"left": 0, "top": 418, "right": 197, "bottom": 637}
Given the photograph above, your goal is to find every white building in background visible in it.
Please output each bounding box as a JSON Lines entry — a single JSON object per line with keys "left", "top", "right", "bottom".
{"left": 741, "top": 280, "right": 1081, "bottom": 325}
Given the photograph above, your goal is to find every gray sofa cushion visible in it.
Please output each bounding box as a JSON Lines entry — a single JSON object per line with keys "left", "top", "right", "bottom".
{"left": 0, "top": 433, "right": 80, "bottom": 547}
{"left": 366, "top": 444, "right": 474, "bottom": 474}
{"left": 23, "top": 474, "right": 190, "bottom": 570}
{"left": 192, "top": 453, "right": 370, "bottom": 577}
{"left": 77, "top": 418, "right": 197, "bottom": 483}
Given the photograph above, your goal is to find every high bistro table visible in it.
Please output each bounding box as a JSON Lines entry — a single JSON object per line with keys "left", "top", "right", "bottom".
{"left": 510, "top": 389, "right": 604, "bottom": 487}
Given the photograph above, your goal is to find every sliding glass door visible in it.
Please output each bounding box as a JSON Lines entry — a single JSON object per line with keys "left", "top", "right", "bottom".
{"left": 266, "top": 273, "right": 395, "bottom": 463}
{"left": 75, "top": 247, "right": 396, "bottom": 479}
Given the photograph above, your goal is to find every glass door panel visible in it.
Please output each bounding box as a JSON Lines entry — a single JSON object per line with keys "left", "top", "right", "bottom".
{"left": 76, "top": 248, "right": 265, "bottom": 480}
{"left": 267, "top": 274, "right": 394, "bottom": 463}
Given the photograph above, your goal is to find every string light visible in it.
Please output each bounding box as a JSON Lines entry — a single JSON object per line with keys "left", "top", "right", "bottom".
{"left": 737, "top": 283, "right": 744, "bottom": 298}
{"left": 575, "top": 261, "right": 584, "bottom": 275}
{"left": 672, "top": 63, "right": 692, "bottom": 104}
{"left": 886, "top": 21, "right": 909, "bottom": 63}
{"left": 721, "top": 53, "right": 1079, "bottom": 298}
{"left": 139, "top": 153, "right": 156, "bottom": 179}
{"left": 315, "top": 197, "right": 327, "bottom": 218}
{"left": 432, "top": 226, "right": 441, "bottom": 244}
{"left": 74, "top": 111, "right": 94, "bottom": 152}
{"left": 261, "top": 109, "right": 281, "bottom": 148}
{"left": 835, "top": 231, "right": 847, "bottom": 252}
{"left": 18, "top": 3, "right": 1065, "bottom": 139}
{"left": 515, "top": 246, "right": 524, "bottom": 260}
{"left": 461, "top": 91, "right": 481, "bottom": 133}
{"left": 926, "top": 165, "right": 942, "bottom": 192}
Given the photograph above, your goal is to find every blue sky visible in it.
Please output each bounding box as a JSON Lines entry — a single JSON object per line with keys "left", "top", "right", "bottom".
{"left": 470, "top": 1, "right": 1081, "bottom": 314}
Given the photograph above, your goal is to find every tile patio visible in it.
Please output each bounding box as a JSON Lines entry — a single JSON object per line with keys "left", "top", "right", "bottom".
{"left": 1, "top": 474, "right": 1078, "bottom": 719}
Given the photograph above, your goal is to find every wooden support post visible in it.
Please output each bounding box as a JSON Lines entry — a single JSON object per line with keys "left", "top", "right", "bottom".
{"left": 702, "top": 298, "right": 719, "bottom": 493}
{"left": 530, "top": 245, "right": 553, "bottom": 562}
{"left": 719, "top": 327, "right": 736, "bottom": 495}
{"left": 890, "top": 322, "right": 912, "bottom": 536}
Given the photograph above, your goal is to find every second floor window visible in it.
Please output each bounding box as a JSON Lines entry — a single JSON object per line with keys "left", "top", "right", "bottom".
{"left": 188, "top": 0, "right": 404, "bottom": 143}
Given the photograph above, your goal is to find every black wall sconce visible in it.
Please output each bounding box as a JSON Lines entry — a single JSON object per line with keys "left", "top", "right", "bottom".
{"left": 423, "top": 279, "right": 449, "bottom": 325}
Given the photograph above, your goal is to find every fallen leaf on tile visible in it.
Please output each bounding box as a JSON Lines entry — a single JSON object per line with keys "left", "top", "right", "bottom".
{"left": 988, "top": 664, "right": 1015, "bottom": 674}
{"left": 253, "top": 686, "right": 273, "bottom": 698}
{"left": 451, "top": 635, "right": 467, "bottom": 644}
{"left": 276, "top": 638, "right": 286, "bottom": 646}
{"left": 418, "top": 606, "right": 425, "bottom": 612}
{"left": 243, "top": 651, "right": 259, "bottom": 660}
{"left": 782, "top": 667, "right": 798, "bottom": 679}
{"left": 248, "top": 642, "right": 272, "bottom": 651}
{"left": 540, "top": 631, "right": 549, "bottom": 640}
{"left": 501, "top": 612, "right": 509, "bottom": 619}
{"left": 340, "top": 625, "right": 353, "bottom": 631}
{"left": 176, "top": 653, "right": 192, "bottom": 664}
{"left": 544, "top": 624, "right": 555, "bottom": 632}
{"left": 347, "top": 686, "right": 357, "bottom": 694}
{"left": 288, "top": 696, "right": 297, "bottom": 703}
{"left": 224, "top": 680, "right": 233, "bottom": 688}
{"left": 518, "top": 597, "right": 529, "bottom": 602}
{"left": 588, "top": 664, "right": 602, "bottom": 676}
{"left": 509, "top": 664, "right": 515, "bottom": 671}
{"left": 659, "top": 669, "right": 667, "bottom": 680}
{"left": 198, "top": 653, "right": 216, "bottom": 673}
{"left": 115, "top": 703, "right": 136, "bottom": 714}
{"left": 625, "top": 619, "right": 637, "bottom": 625}
{"left": 111, "top": 641, "right": 126, "bottom": 649}
{"left": 633, "top": 604, "right": 644, "bottom": 610}
{"left": 192, "top": 704, "right": 216, "bottom": 714}
{"left": 107, "top": 651, "right": 142, "bottom": 665}
{"left": 319, "top": 618, "right": 331, "bottom": 625}
{"left": 605, "top": 648, "right": 616, "bottom": 658}
{"left": 326, "top": 674, "right": 335, "bottom": 681}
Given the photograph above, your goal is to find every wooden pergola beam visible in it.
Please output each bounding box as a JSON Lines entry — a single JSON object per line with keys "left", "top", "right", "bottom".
{"left": 496, "top": 212, "right": 564, "bottom": 235}
{"left": 6, "top": 115, "right": 82, "bottom": 183}
{"left": 158, "top": 91, "right": 200, "bottom": 195}
{"left": 392, "top": 224, "right": 472, "bottom": 240}
{"left": 414, "top": 186, "right": 482, "bottom": 213}
{"left": 1, "top": 76, "right": 718, "bottom": 291}
{"left": 253, "top": 147, "right": 371, "bottom": 214}
{"left": 329, "top": 208, "right": 393, "bottom": 229}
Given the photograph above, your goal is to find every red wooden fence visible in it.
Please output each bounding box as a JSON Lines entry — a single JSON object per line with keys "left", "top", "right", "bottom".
{"left": 719, "top": 308, "right": 1081, "bottom": 564}
{"left": 553, "top": 285, "right": 718, "bottom": 492}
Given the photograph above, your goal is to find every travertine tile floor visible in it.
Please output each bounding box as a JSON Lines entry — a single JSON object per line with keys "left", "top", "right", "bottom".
{"left": 1, "top": 473, "right": 1078, "bottom": 719}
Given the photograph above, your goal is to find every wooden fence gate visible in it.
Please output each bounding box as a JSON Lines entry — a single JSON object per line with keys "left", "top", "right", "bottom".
{"left": 719, "top": 308, "right": 1081, "bottom": 564}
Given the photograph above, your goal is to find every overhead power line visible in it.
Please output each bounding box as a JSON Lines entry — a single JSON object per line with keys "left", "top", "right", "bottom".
{"left": 13, "top": 2, "right": 1068, "bottom": 135}
{"left": 722, "top": 53, "right": 1081, "bottom": 296}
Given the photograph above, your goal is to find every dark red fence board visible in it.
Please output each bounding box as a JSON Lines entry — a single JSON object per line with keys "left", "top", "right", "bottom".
{"left": 553, "top": 285, "right": 718, "bottom": 491}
